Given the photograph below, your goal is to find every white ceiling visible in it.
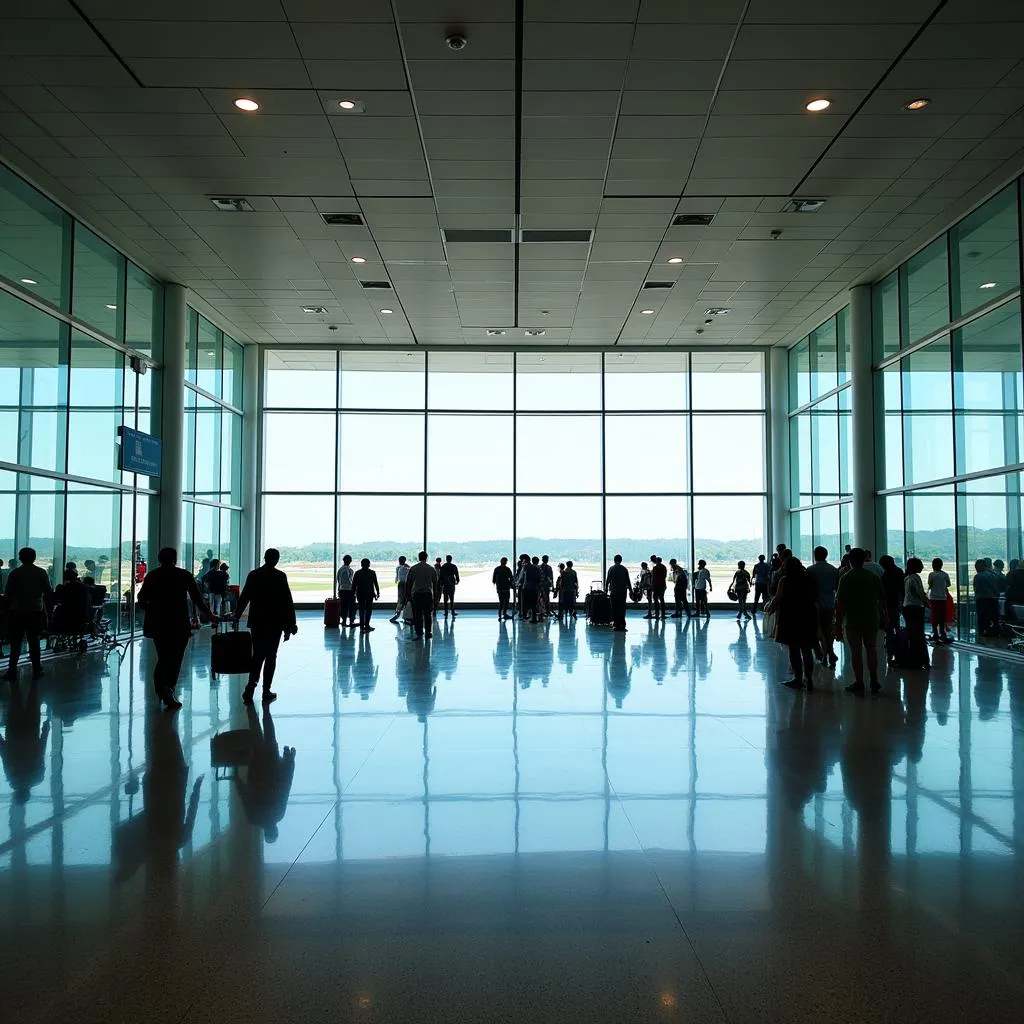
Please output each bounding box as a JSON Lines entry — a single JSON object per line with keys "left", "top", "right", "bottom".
{"left": 1, "top": 0, "right": 1023, "bottom": 349}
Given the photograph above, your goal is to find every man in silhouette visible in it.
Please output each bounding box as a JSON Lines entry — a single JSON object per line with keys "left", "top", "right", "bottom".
{"left": 492, "top": 556, "right": 515, "bottom": 621}
{"left": 650, "top": 555, "right": 668, "bottom": 620}
{"left": 235, "top": 548, "right": 297, "bottom": 705}
{"left": 137, "top": 547, "right": 217, "bottom": 710}
{"left": 751, "top": 554, "right": 771, "bottom": 614}
{"left": 439, "top": 554, "right": 460, "bottom": 618}
{"left": 336, "top": 553, "right": 356, "bottom": 628}
{"left": 605, "top": 554, "right": 631, "bottom": 632}
{"left": 540, "top": 555, "right": 555, "bottom": 617}
{"left": 391, "top": 555, "right": 409, "bottom": 623}
{"left": 3, "top": 547, "right": 53, "bottom": 682}
{"left": 352, "top": 557, "right": 380, "bottom": 633}
{"left": 406, "top": 551, "right": 438, "bottom": 641}
{"left": 522, "top": 556, "right": 542, "bottom": 624}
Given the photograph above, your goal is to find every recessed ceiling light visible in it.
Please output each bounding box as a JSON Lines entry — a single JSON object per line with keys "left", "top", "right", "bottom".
{"left": 705, "top": 307, "right": 730, "bottom": 316}
{"left": 20, "top": 277, "right": 37, "bottom": 285}
{"left": 905, "top": 98, "right": 930, "bottom": 111}
{"left": 667, "top": 257, "right": 683, "bottom": 264}
{"left": 339, "top": 100, "right": 356, "bottom": 110}
{"left": 205, "top": 350, "right": 214, "bottom": 356}
{"left": 525, "top": 329, "right": 546, "bottom": 336}
{"left": 350, "top": 256, "right": 366, "bottom": 263}
{"left": 302, "top": 305, "right": 329, "bottom": 314}
{"left": 980, "top": 282, "right": 997, "bottom": 289}
{"left": 379, "top": 308, "right": 393, "bottom": 315}
{"left": 106, "top": 303, "right": 117, "bottom": 310}
{"left": 486, "top": 329, "right": 506, "bottom": 336}
{"left": 805, "top": 98, "right": 831, "bottom": 112}
{"left": 234, "top": 97, "right": 259, "bottom": 112}
{"left": 640, "top": 309, "right": 655, "bottom": 315}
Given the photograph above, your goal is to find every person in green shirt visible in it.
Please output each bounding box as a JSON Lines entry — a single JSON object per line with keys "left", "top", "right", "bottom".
{"left": 834, "top": 547, "right": 887, "bottom": 695}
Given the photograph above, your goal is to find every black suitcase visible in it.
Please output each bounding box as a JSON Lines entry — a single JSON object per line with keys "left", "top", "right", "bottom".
{"left": 211, "top": 620, "right": 252, "bottom": 679}
{"left": 890, "top": 627, "right": 914, "bottom": 669}
{"left": 588, "top": 589, "right": 612, "bottom": 626}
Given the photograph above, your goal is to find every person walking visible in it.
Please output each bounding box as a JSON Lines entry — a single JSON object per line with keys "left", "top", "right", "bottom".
{"left": 391, "top": 555, "right": 409, "bottom": 624}
{"left": 522, "top": 556, "right": 542, "bottom": 624}
{"left": 926, "top": 557, "right": 952, "bottom": 644}
{"left": 751, "top": 554, "right": 771, "bottom": 614}
{"left": 406, "top": 551, "right": 438, "bottom": 641}
{"left": 352, "top": 558, "right": 380, "bottom": 633}
{"left": 973, "top": 559, "right": 1001, "bottom": 639}
{"left": 234, "top": 548, "right": 297, "bottom": 706}
{"left": 205, "top": 561, "right": 229, "bottom": 629}
{"left": 834, "top": 547, "right": 887, "bottom": 696}
{"left": 693, "top": 559, "right": 712, "bottom": 618}
{"left": 137, "top": 547, "right": 218, "bottom": 710}
{"left": 439, "top": 555, "right": 460, "bottom": 619}
{"left": 731, "top": 560, "right": 752, "bottom": 621}
{"left": 902, "top": 557, "right": 930, "bottom": 670}
{"left": 772, "top": 557, "right": 819, "bottom": 691}
{"left": 669, "top": 559, "right": 691, "bottom": 617}
{"left": 605, "top": 554, "right": 631, "bottom": 632}
{"left": 3, "top": 547, "right": 53, "bottom": 683}
{"left": 492, "top": 557, "right": 515, "bottom": 620}
{"left": 560, "top": 560, "right": 579, "bottom": 620}
{"left": 807, "top": 546, "right": 840, "bottom": 668}
{"left": 336, "top": 554, "right": 356, "bottom": 628}
{"left": 651, "top": 556, "right": 668, "bottom": 620}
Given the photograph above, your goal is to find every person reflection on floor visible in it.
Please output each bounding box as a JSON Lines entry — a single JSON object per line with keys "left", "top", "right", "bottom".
{"left": 234, "top": 704, "right": 296, "bottom": 844}
{"left": 729, "top": 618, "right": 752, "bottom": 675}
{"left": 557, "top": 618, "right": 579, "bottom": 675}
{"left": 114, "top": 711, "right": 203, "bottom": 884}
{"left": 493, "top": 620, "right": 513, "bottom": 679}
{"left": 974, "top": 657, "right": 1004, "bottom": 721}
{"left": 353, "top": 630, "right": 379, "bottom": 701}
{"left": 605, "top": 630, "right": 632, "bottom": 708}
{"left": 770, "top": 688, "right": 841, "bottom": 811}
{"left": 0, "top": 680, "right": 50, "bottom": 804}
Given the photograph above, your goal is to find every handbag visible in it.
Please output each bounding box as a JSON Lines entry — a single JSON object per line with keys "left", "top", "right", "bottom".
{"left": 727, "top": 587, "right": 738, "bottom": 601}
{"left": 946, "top": 591, "right": 957, "bottom": 623}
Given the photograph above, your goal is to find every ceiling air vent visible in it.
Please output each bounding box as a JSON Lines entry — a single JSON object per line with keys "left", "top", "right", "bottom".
{"left": 443, "top": 229, "right": 513, "bottom": 243}
{"left": 642, "top": 281, "right": 674, "bottom": 290}
{"left": 359, "top": 280, "right": 392, "bottom": 290}
{"left": 519, "top": 229, "right": 592, "bottom": 243}
{"left": 302, "top": 305, "right": 329, "bottom": 314}
{"left": 321, "top": 212, "right": 364, "bottom": 226}
{"left": 784, "top": 198, "right": 826, "bottom": 213}
{"left": 672, "top": 213, "right": 715, "bottom": 226}
{"left": 210, "top": 197, "right": 253, "bottom": 212}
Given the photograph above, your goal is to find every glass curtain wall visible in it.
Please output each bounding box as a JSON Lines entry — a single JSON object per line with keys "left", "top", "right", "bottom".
{"left": 182, "top": 308, "right": 243, "bottom": 581}
{"left": 788, "top": 307, "right": 853, "bottom": 562}
{"left": 0, "top": 161, "right": 162, "bottom": 634}
{"left": 261, "top": 349, "right": 767, "bottom": 603}
{"left": 873, "top": 178, "right": 1024, "bottom": 643}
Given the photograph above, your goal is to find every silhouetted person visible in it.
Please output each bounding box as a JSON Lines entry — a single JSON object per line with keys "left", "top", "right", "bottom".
{"left": 540, "top": 554, "right": 555, "bottom": 617}
{"left": 902, "top": 557, "right": 930, "bottom": 670}
{"left": 234, "top": 703, "right": 295, "bottom": 843}
{"left": 807, "top": 546, "right": 839, "bottom": 668}
{"left": 235, "top": 548, "right": 297, "bottom": 705}
{"left": 352, "top": 557, "right": 380, "bottom": 633}
{"left": 522, "top": 555, "right": 542, "bottom": 623}
{"left": 879, "top": 554, "right": 905, "bottom": 662}
{"left": 560, "top": 560, "right": 579, "bottom": 620}
{"left": 493, "top": 556, "right": 514, "bottom": 620}
{"left": 137, "top": 546, "right": 216, "bottom": 710}
{"left": 731, "top": 560, "right": 751, "bottom": 620}
{"left": 53, "top": 570, "right": 92, "bottom": 633}
{"left": 751, "top": 554, "right": 770, "bottom": 613}
{"left": 669, "top": 559, "right": 691, "bottom": 617}
{"left": 774, "top": 557, "right": 819, "bottom": 692}
{"left": 406, "top": 551, "right": 438, "bottom": 641}
{"left": 336, "top": 553, "right": 356, "bottom": 628}
{"left": 835, "top": 547, "right": 886, "bottom": 696}
{"left": 605, "top": 554, "right": 630, "bottom": 632}
{"left": 391, "top": 555, "right": 409, "bottom": 623}
{"left": 651, "top": 555, "right": 668, "bottom": 620}
{"left": 3, "top": 546, "right": 52, "bottom": 682}
{"left": 439, "top": 554, "right": 460, "bottom": 618}
{"left": 693, "top": 559, "right": 712, "bottom": 617}
{"left": 0, "top": 679, "right": 49, "bottom": 803}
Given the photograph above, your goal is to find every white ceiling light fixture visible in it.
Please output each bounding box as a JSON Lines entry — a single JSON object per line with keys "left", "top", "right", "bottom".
{"left": 234, "top": 97, "right": 259, "bottom": 111}
{"left": 338, "top": 99, "right": 365, "bottom": 113}
{"left": 905, "top": 98, "right": 930, "bottom": 110}
{"left": 805, "top": 98, "right": 831, "bottom": 112}
{"left": 525, "top": 329, "right": 545, "bottom": 336}
{"left": 705, "top": 308, "right": 730, "bottom": 316}
{"left": 106, "top": 303, "right": 117, "bottom": 310}
{"left": 667, "top": 257, "right": 684, "bottom": 264}
{"left": 20, "top": 277, "right": 37, "bottom": 285}
{"left": 350, "top": 256, "right": 366, "bottom": 264}
{"left": 785, "top": 198, "right": 827, "bottom": 213}
{"left": 210, "top": 197, "right": 254, "bottom": 212}
{"left": 980, "top": 282, "right": 998, "bottom": 289}
{"left": 640, "top": 309, "right": 655, "bottom": 315}
{"left": 302, "top": 305, "right": 329, "bottom": 314}
{"left": 379, "top": 308, "right": 394, "bottom": 315}
{"left": 486, "top": 329, "right": 506, "bottom": 336}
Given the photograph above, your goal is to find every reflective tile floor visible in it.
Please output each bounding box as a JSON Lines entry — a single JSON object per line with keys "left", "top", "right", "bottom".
{"left": 2, "top": 610, "right": 1024, "bottom": 1022}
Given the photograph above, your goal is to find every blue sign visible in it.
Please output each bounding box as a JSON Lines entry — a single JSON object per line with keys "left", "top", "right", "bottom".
{"left": 118, "top": 426, "right": 162, "bottom": 477}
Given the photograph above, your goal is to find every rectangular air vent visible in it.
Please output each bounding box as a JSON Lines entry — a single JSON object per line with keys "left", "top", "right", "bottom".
{"left": 520, "top": 229, "right": 592, "bottom": 243}
{"left": 321, "top": 212, "right": 364, "bottom": 226}
{"left": 784, "top": 198, "right": 826, "bottom": 213}
{"left": 210, "top": 197, "right": 253, "bottom": 212}
{"left": 672, "top": 213, "right": 715, "bottom": 226}
{"left": 443, "top": 229, "right": 513, "bottom": 243}
{"left": 359, "top": 280, "right": 392, "bottom": 289}
{"left": 642, "top": 281, "right": 674, "bottom": 290}
{"left": 302, "top": 305, "right": 329, "bottom": 314}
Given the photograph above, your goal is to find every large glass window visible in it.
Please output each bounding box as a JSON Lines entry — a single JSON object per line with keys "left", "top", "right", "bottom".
{"left": 427, "top": 497, "right": 514, "bottom": 601}
{"left": 427, "top": 414, "right": 513, "bottom": 493}
{"left": 341, "top": 351, "right": 424, "bottom": 409}
{"left": 604, "top": 352, "right": 687, "bottom": 410}
{"left": 264, "top": 349, "right": 338, "bottom": 408}
{"left": 902, "top": 236, "right": 949, "bottom": 345}
{"left": 516, "top": 353, "right": 601, "bottom": 411}
{"left": 516, "top": 415, "right": 601, "bottom": 492}
{"left": 952, "top": 184, "right": 1020, "bottom": 318}
{"left": 340, "top": 414, "right": 425, "bottom": 491}
{"left": 692, "top": 352, "right": 763, "bottom": 409}
{"left": 692, "top": 415, "right": 764, "bottom": 490}
{"left": 125, "top": 264, "right": 162, "bottom": 358}
{"left": 72, "top": 225, "right": 124, "bottom": 339}
{"left": 902, "top": 340, "right": 953, "bottom": 485}
{"left": 428, "top": 351, "right": 512, "bottom": 409}
{"left": 263, "top": 412, "right": 336, "bottom": 492}
{"left": 604, "top": 415, "right": 687, "bottom": 491}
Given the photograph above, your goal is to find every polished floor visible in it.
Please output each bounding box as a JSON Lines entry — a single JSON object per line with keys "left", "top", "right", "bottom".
{"left": 2, "top": 609, "right": 1023, "bottom": 1022}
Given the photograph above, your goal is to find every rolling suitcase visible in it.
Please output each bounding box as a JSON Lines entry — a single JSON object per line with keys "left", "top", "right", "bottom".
{"left": 210, "top": 729, "right": 254, "bottom": 778}
{"left": 324, "top": 597, "right": 341, "bottom": 628}
{"left": 587, "top": 583, "right": 612, "bottom": 626}
{"left": 211, "top": 619, "right": 252, "bottom": 680}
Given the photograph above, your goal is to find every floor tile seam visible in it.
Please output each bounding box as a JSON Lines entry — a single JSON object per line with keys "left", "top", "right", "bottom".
{"left": 606, "top": 778, "right": 733, "bottom": 1023}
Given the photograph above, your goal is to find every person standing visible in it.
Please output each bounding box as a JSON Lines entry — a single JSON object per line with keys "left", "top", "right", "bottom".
{"left": 834, "top": 548, "right": 887, "bottom": 696}
{"left": 731, "top": 560, "right": 752, "bottom": 621}
{"left": 521, "top": 556, "right": 542, "bottom": 624}
{"left": 234, "top": 548, "right": 297, "bottom": 706}
{"left": 638, "top": 561, "right": 653, "bottom": 619}
{"left": 205, "top": 560, "right": 229, "bottom": 629}
{"left": 605, "top": 554, "right": 631, "bottom": 632}
{"left": 336, "top": 554, "right": 356, "bottom": 628}
{"left": 669, "top": 559, "right": 690, "bottom": 617}
{"left": 560, "top": 560, "right": 579, "bottom": 620}
{"left": 433, "top": 557, "right": 444, "bottom": 619}
{"left": 391, "top": 555, "right": 409, "bottom": 624}
{"left": 973, "top": 559, "right": 1001, "bottom": 639}
{"left": 137, "top": 547, "right": 217, "bottom": 710}
{"left": 492, "top": 557, "right": 515, "bottom": 620}
{"left": 651, "top": 556, "right": 668, "bottom": 620}
{"left": 406, "top": 551, "right": 438, "bottom": 641}
{"left": 862, "top": 550, "right": 884, "bottom": 578}
{"left": 514, "top": 554, "right": 530, "bottom": 619}
{"left": 806, "top": 546, "right": 840, "bottom": 668}
{"left": 772, "top": 557, "right": 819, "bottom": 691}
{"left": 352, "top": 558, "right": 380, "bottom": 633}
{"left": 540, "top": 555, "right": 555, "bottom": 618}
{"left": 693, "top": 560, "right": 712, "bottom": 618}
{"left": 902, "top": 557, "right": 930, "bottom": 670}
{"left": 926, "top": 557, "right": 952, "bottom": 644}
{"left": 439, "top": 555, "right": 460, "bottom": 619}
{"left": 3, "top": 547, "right": 53, "bottom": 683}
{"left": 751, "top": 554, "right": 770, "bottom": 614}
{"left": 879, "top": 555, "right": 905, "bottom": 663}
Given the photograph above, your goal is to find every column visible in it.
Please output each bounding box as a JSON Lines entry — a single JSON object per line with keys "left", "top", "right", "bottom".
{"left": 850, "top": 284, "right": 876, "bottom": 549}
{"left": 768, "top": 346, "right": 790, "bottom": 547}
{"left": 240, "top": 343, "right": 259, "bottom": 577}
{"left": 158, "top": 283, "right": 187, "bottom": 553}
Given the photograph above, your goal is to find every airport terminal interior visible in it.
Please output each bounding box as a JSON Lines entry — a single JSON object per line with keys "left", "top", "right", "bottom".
{"left": 2, "top": 0, "right": 1024, "bottom": 1020}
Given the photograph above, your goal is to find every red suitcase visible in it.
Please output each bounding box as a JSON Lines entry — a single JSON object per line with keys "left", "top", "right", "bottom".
{"left": 324, "top": 597, "right": 341, "bottom": 628}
